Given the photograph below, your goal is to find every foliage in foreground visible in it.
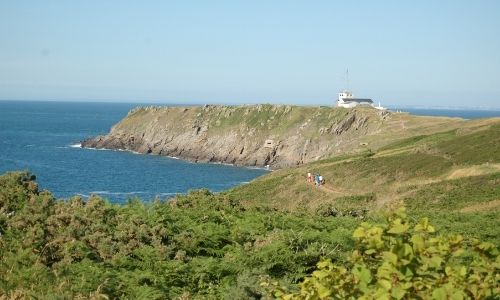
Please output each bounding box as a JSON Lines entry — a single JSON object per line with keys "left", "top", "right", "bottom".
{"left": 270, "top": 206, "right": 499, "bottom": 299}
{"left": 1, "top": 171, "right": 498, "bottom": 299}
{"left": 0, "top": 171, "right": 359, "bottom": 299}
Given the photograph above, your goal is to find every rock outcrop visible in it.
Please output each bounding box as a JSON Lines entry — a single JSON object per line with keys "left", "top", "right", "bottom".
{"left": 81, "top": 105, "right": 465, "bottom": 169}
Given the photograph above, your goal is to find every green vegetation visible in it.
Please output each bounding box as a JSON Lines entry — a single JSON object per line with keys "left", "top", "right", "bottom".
{"left": 402, "top": 173, "right": 500, "bottom": 245}
{"left": 109, "top": 104, "right": 470, "bottom": 169}
{"left": 1, "top": 169, "right": 498, "bottom": 299}
{"left": 0, "top": 172, "right": 362, "bottom": 299}
{"left": 270, "top": 207, "right": 499, "bottom": 299}
{"left": 226, "top": 121, "right": 500, "bottom": 245}
{"left": 1, "top": 116, "right": 499, "bottom": 298}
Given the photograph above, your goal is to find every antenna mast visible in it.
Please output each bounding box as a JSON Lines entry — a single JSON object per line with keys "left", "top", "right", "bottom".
{"left": 346, "top": 68, "right": 350, "bottom": 91}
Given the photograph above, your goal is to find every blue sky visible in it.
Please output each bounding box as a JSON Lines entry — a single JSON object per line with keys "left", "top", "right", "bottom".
{"left": 1, "top": 1, "right": 499, "bottom": 107}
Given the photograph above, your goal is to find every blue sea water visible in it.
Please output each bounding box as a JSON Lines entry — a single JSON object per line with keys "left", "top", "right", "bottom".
{"left": 0, "top": 101, "right": 267, "bottom": 203}
{"left": 1, "top": 101, "right": 499, "bottom": 203}
{"left": 391, "top": 107, "right": 500, "bottom": 119}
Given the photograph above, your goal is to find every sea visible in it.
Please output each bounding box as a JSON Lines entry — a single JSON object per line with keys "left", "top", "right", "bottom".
{"left": 0, "top": 100, "right": 267, "bottom": 203}
{"left": 1, "top": 100, "right": 499, "bottom": 204}
{"left": 390, "top": 107, "right": 500, "bottom": 119}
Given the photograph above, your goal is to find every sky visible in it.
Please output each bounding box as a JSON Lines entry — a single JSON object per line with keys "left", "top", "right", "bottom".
{"left": 0, "top": 1, "right": 499, "bottom": 107}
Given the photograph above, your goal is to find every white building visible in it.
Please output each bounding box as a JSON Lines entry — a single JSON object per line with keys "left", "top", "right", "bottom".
{"left": 374, "top": 101, "right": 387, "bottom": 110}
{"left": 337, "top": 90, "right": 374, "bottom": 108}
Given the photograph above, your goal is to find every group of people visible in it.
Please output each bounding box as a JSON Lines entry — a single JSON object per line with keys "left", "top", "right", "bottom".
{"left": 306, "top": 172, "right": 325, "bottom": 186}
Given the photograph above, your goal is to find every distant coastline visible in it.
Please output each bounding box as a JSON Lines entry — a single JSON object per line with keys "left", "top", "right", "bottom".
{"left": 80, "top": 104, "right": 476, "bottom": 169}
{"left": 1, "top": 99, "right": 500, "bottom": 111}
{"left": 0, "top": 101, "right": 267, "bottom": 203}
{"left": 389, "top": 107, "right": 500, "bottom": 119}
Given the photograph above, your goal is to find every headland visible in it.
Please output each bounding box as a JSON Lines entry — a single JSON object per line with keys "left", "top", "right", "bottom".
{"left": 82, "top": 104, "right": 469, "bottom": 169}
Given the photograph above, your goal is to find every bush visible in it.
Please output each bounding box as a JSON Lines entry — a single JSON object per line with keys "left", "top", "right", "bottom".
{"left": 269, "top": 206, "right": 499, "bottom": 299}
{"left": 0, "top": 171, "right": 359, "bottom": 298}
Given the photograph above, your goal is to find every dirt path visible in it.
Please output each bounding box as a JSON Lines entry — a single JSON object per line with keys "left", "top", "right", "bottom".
{"left": 320, "top": 185, "right": 345, "bottom": 194}
{"left": 305, "top": 181, "right": 345, "bottom": 195}
{"left": 373, "top": 146, "right": 413, "bottom": 158}
{"left": 459, "top": 199, "right": 500, "bottom": 213}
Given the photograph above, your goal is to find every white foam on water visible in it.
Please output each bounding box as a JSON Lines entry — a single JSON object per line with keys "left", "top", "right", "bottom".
{"left": 75, "top": 193, "right": 90, "bottom": 198}
{"left": 81, "top": 146, "right": 143, "bottom": 155}
{"left": 84, "top": 147, "right": 113, "bottom": 151}
{"left": 159, "top": 192, "right": 178, "bottom": 196}
{"left": 90, "top": 191, "right": 148, "bottom": 195}
{"left": 245, "top": 166, "right": 272, "bottom": 171}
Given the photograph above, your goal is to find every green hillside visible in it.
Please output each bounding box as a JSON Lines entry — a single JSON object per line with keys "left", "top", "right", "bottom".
{"left": 0, "top": 171, "right": 361, "bottom": 299}
{"left": 1, "top": 117, "right": 499, "bottom": 299}
{"left": 226, "top": 120, "right": 500, "bottom": 243}
{"left": 84, "top": 104, "right": 469, "bottom": 168}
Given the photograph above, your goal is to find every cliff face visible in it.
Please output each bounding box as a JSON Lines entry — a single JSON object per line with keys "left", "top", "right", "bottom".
{"left": 82, "top": 104, "right": 465, "bottom": 168}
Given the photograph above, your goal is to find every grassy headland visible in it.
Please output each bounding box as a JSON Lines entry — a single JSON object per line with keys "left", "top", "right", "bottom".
{"left": 226, "top": 119, "right": 500, "bottom": 243}
{"left": 82, "top": 105, "right": 468, "bottom": 168}
{"left": 1, "top": 109, "right": 499, "bottom": 298}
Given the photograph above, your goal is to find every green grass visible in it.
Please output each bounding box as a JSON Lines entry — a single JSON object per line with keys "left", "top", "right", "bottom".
{"left": 402, "top": 173, "right": 500, "bottom": 212}
{"left": 0, "top": 171, "right": 363, "bottom": 299}
{"left": 399, "top": 173, "right": 500, "bottom": 245}
{"left": 422, "top": 211, "right": 500, "bottom": 245}
{"left": 377, "top": 129, "right": 457, "bottom": 152}
{"left": 225, "top": 119, "right": 500, "bottom": 249}
{"left": 3, "top": 109, "right": 499, "bottom": 298}
{"left": 437, "top": 124, "right": 500, "bottom": 165}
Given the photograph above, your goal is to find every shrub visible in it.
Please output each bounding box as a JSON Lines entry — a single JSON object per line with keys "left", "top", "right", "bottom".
{"left": 269, "top": 206, "right": 499, "bottom": 299}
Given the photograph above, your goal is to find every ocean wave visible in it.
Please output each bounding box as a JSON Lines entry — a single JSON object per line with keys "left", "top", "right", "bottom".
{"left": 83, "top": 147, "right": 114, "bottom": 152}
{"left": 79, "top": 146, "right": 270, "bottom": 172}
{"left": 246, "top": 166, "right": 272, "bottom": 171}
{"left": 75, "top": 193, "right": 90, "bottom": 198}
{"left": 82, "top": 146, "right": 138, "bottom": 154}
{"left": 69, "top": 143, "right": 82, "bottom": 148}
{"left": 90, "top": 191, "right": 148, "bottom": 195}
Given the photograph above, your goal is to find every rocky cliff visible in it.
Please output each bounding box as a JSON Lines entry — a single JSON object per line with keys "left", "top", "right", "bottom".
{"left": 82, "top": 104, "right": 466, "bottom": 168}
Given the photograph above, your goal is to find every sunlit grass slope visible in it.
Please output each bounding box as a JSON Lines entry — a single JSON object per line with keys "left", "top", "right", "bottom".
{"left": 226, "top": 119, "right": 500, "bottom": 244}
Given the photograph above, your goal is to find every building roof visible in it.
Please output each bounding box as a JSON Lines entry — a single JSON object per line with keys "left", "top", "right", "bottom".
{"left": 343, "top": 98, "right": 373, "bottom": 103}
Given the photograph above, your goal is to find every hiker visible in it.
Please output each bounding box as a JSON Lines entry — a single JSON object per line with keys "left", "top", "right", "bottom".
{"left": 307, "top": 172, "right": 312, "bottom": 183}
{"left": 319, "top": 175, "right": 324, "bottom": 186}
{"left": 315, "top": 174, "right": 320, "bottom": 186}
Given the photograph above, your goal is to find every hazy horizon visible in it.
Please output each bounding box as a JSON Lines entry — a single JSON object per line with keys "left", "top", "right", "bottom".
{"left": 1, "top": 1, "right": 499, "bottom": 107}
{"left": 2, "top": 98, "right": 500, "bottom": 111}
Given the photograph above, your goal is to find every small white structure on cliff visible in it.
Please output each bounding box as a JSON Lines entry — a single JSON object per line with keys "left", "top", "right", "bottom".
{"left": 336, "top": 69, "right": 375, "bottom": 108}
{"left": 374, "top": 101, "right": 387, "bottom": 110}
{"left": 337, "top": 90, "right": 374, "bottom": 108}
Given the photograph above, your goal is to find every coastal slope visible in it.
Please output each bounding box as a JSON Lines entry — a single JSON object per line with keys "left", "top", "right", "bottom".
{"left": 82, "top": 104, "right": 466, "bottom": 168}
{"left": 226, "top": 118, "right": 500, "bottom": 213}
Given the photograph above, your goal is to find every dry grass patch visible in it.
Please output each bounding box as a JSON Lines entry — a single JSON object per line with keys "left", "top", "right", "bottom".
{"left": 373, "top": 146, "right": 413, "bottom": 158}
{"left": 447, "top": 163, "right": 500, "bottom": 180}
{"left": 459, "top": 199, "right": 500, "bottom": 213}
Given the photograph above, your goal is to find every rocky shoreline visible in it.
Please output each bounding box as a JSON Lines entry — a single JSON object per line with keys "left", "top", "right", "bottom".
{"left": 81, "top": 104, "right": 463, "bottom": 169}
